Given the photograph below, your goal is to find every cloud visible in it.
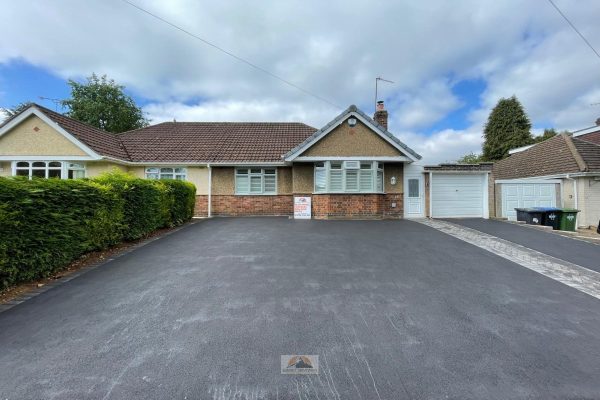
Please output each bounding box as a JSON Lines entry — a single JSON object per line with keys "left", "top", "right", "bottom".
{"left": 1, "top": 0, "right": 599, "bottom": 164}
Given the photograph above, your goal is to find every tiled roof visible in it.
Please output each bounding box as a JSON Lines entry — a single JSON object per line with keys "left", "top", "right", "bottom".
{"left": 576, "top": 129, "right": 600, "bottom": 145}
{"left": 573, "top": 137, "right": 600, "bottom": 172}
{"left": 118, "top": 122, "right": 316, "bottom": 163}
{"left": 16, "top": 104, "right": 316, "bottom": 163}
{"left": 284, "top": 104, "right": 422, "bottom": 160}
{"left": 493, "top": 133, "right": 600, "bottom": 179}
{"left": 35, "top": 105, "right": 130, "bottom": 160}
{"left": 424, "top": 163, "right": 493, "bottom": 172}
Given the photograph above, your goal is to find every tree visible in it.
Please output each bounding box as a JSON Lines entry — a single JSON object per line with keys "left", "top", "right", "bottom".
{"left": 456, "top": 152, "right": 483, "bottom": 164}
{"left": 0, "top": 101, "right": 33, "bottom": 121}
{"left": 61, "top": 74, "right": 148, "bottom": 133}
{"left": 532, "top": 128, "right": 565, "bottom": 143}
{"left": 482, "top": 96, "right": 533, "bottom": 161}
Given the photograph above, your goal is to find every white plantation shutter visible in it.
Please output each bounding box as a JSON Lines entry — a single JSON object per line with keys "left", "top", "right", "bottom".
{"left": 315, "top": 164, "right": 326, "bottom": 192}
{"left": 359, "top": 170, "right": 373, "bottom": 191}
{"left": 345, "top": 169, "right": 359, "bottom": 191}
{"left": 235, "top": 168, "right": 277, "bottom": 194}
{"left": 329, "top": 169, "right": 343, "bottom": 191}
{"left": 264, "top": 169, "right": 276, "bottom": 193}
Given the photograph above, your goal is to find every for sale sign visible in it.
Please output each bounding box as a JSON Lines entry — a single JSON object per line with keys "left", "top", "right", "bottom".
{"left": 294, "top": 196, "right": 311, "bottom": 219}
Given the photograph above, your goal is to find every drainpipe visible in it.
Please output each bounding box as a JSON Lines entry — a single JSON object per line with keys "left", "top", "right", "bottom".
{"left": 565, "top": 174, "right": 578, "bottom": 228}
{"left": 207, "top": 164, "right": 212, "bottom": 218}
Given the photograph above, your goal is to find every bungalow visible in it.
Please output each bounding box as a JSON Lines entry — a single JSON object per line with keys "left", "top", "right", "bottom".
{"left": 492, "top": 130, "right": 600, "bottom": 228}
{"left": 0, "top": 102, "right": 432, "bottom": 219}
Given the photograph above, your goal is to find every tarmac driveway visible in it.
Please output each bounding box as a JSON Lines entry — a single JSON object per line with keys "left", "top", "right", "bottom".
{"left": 1, "top": 218, "right": 600, "bottom": 399}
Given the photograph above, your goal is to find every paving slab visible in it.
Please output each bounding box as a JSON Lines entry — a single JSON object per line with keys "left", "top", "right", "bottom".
{"left": 445, "top": 218, "right": 600, "bottom": 272}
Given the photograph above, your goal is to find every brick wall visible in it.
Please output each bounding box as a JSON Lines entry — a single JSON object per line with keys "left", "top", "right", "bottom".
{"left": 194, "top": 195, "right": 208, "bottom": 217}
{"left": 383, "top": 193, "right": 403, "bottom": 218}
{"left": 312, "top": 194, "right": 387, "bottom": 219}
{"left": 211, "top": 195, "right": 293, "bottom": 216}
{"left": 195, "top": 193, "right": 404, "bottom": 219}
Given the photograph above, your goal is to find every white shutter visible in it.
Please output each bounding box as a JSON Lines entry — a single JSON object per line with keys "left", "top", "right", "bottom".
{"left": 359, "top": 170, "right": 373, "bottom": 191}
{"left": 330, "top": 169, "right": 343, "bottom": 191}
{"left": 264, "top": 174, "right": 276, "bottom": 193}
{"left": 345, "top": 169, "right": 359, "bottom": 191}
{"left": 250, "top": 175, "right": 262, "bottom": 193}
{"left": 236, "top": 175, "right": 249, "bottom": 193}
{"left": 315, "top": 167, "right": 326, "bottom": 192}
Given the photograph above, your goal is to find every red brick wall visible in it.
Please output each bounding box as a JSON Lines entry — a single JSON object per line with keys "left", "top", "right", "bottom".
{"left": 195, "top": 193, "right": 404, "bottom": 219}
{"left": 312, "top": 194, "right": 386, "bottom": 219}
{"left": 211, "top": 195, "right": 293, "bottom": 216}
{"left": 383, "top": 193, "right": 403, "bottom": 218}
{"left": 194, "top": 195, "right": 208, "bottom": 217}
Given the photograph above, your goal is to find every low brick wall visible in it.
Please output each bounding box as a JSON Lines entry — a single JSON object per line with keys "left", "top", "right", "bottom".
{"left": 312, "top": 194, "right": 385, "bottom": 219}
{"left": 211, "top": 195, "right": 293, "bottom": 216}
{"left": 194, "top": 193, "right": 404, "bottom": 219}
{"left": 194, "top": 195, "right": 208, "bottom": 217}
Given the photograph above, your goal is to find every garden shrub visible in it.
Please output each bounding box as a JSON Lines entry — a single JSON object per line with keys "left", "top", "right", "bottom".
{"left": 161, "top": 179, "right": 197, "bottom": 225}
{"left": 0, "top": 172, "right": 196, "bottom": 289}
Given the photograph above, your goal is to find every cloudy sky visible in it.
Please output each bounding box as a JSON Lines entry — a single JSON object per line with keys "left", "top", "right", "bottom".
{"left": 1, "top": 0, "right": 599, "bottom": 163}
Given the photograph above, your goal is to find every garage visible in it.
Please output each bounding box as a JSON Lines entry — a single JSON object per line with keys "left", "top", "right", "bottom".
{"left": 430, "top": 173, "right": 489, "bottom": 218}
{"left": 500, "top": 181, "right": 558, "bottom": 220}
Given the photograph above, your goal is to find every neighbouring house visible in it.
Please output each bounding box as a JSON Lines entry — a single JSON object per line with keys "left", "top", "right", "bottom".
{"left": 492, "top": 129, "right": 600, "bottom": 228}
{"left": 0, "top": 102, "right": 433, "bottom": 219}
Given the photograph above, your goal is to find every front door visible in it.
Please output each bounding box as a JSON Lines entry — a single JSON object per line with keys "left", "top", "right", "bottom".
{"left": 406, "top": 178, "right": 422, "bottom": 215}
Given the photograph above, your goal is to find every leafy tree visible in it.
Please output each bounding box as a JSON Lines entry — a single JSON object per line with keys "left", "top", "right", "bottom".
{"left": 532, "top": 128, "right": 566, "bottom": 143}
{"left": 456, "top": 152, "right": 483, "bottom": 164}
{"left": 61, "top": 74, "right": 148, "bottom": 133}
{"left": 482, "top": 96, "right": 533, "bottom": 161}
{"left": 0, "top": 101, "right": 34, "bottom": 121}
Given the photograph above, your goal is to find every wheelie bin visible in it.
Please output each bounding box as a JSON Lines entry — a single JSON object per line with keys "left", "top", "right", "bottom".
{"left": 558, "top": 209, "right": 579, "bottom": 231}
{"left": 532, "top": 207, "right": 561, "bottom": 230}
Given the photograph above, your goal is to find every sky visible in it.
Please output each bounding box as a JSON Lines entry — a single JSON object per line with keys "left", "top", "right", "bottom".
{"left": 1, "top": 0, "right": 600, "bottom": 163}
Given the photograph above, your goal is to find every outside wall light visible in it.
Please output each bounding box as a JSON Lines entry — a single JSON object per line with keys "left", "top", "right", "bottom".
{"left": 390, "top": 176, "right": 397, "bottom": 185}
{"left": 347, "top": 117, "right": 357, "bottom": 127}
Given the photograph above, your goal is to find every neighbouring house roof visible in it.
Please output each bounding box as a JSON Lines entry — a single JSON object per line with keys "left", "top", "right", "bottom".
{"left": 424, "top": 163, "right": 493, "bottom": 172}
{"left": 493, "top": 133, "right": 600, "bottom": 179}
{"left": 576, "top": 129, "right": 600, "bottom": 145}
{"left": 2, "top": 104, "right": 317, "bottom": 163}
{"left": 36, "top": 106, "right": 131, "bottom": 160}
{"left": 118, "top": 122, "right": 317, "bottom": 163}
{"left": 284, "top": 104, "right": 421, "bottom": 161}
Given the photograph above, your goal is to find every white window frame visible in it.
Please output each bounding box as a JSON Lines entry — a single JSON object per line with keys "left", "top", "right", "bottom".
{"left": 314, "top": 161, "right": 384, "bottom": 194}
{"left": 235, "top": 167, "right": 277, "bottom": 195}
{"left": 145, "top": 167, "right": 187, "bottom": 180}
{"left": 11, "top": 161, "right": 86, "bottom": 179}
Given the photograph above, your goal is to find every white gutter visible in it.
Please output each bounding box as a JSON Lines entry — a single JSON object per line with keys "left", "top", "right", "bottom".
{"left": 207, "top": 163, "right": 212, "bottom": 218}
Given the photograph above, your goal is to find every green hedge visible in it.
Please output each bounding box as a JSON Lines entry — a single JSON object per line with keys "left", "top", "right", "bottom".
{"left": 0, "top": 172, "right": 196, "bottom": 289}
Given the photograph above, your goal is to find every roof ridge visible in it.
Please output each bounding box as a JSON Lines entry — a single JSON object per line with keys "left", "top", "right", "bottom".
{"left": 562, "top": 133, "right": 588, "bottom": 172}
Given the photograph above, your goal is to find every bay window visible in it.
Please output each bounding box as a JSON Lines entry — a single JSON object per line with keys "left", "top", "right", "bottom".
{"left": 314, "top": 161, "right": 384, "bottom": 193}
{"left": 145, "top": 167, "right": 187, "bottom": 180}
{"left": 13, "top": 161, "right": 86, "bottom": 179}
{"left": 235, "top": 168, "right": 277, "bottom": 194}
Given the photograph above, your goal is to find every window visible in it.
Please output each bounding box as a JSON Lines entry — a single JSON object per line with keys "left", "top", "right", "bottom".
{"left": 145, "top": 167, "right": 187, "bottom": 180}
{"left": 235, "top": 168, "right": 277, "bottom": 194}
{"left": 314, "top": 161, "right": 384, "bottom": 193}
{"left": 408, "top": 179, "right": 420, "bottom": 198}
{"left": 13, "top": 161, "right": 85, "bottom": 179}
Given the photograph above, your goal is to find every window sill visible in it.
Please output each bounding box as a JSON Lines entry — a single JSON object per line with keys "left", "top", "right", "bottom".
{"left": 234, "top": 193, "right": 279, "bottom": 196}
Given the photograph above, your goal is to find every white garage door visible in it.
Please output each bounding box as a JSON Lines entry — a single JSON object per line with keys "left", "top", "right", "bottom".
{"left": 431, "top": 174, "right": 486, "bottom": 218}
{"left": 501, "top": 183, "right": 556, "bottom": 220}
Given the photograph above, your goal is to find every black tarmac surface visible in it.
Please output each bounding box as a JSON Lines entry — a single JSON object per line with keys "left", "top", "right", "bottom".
{"left": 1, "top": 218, "right": 599, "bottom": 399}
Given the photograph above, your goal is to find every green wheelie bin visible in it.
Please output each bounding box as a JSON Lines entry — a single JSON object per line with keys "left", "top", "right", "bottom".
{"left": 558, "top": 209, "right": 579, "bottom": 231}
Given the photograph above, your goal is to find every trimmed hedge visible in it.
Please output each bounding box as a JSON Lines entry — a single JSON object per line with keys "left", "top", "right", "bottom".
{"left": 0, "top": 172, "right": 196, "bottom": 289}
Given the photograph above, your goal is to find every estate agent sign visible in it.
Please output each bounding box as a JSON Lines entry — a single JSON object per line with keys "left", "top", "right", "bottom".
{"left": 294, "top": 196, "right": 311, "bottom": 219}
